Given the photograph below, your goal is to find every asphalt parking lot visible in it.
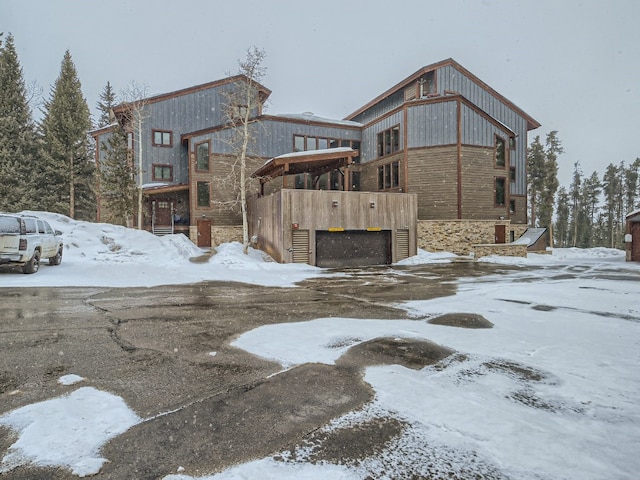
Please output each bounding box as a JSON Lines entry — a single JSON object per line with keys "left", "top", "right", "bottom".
{"left": 0, "top": 262, "right": 510, "bottom": 479}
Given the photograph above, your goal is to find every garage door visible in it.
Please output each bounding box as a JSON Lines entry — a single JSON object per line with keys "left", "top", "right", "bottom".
{"left": 316, "top": 230, "right": 391, "bottom": 268}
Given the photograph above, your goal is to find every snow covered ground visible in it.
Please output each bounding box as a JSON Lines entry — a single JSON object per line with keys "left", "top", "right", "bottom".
{"left": 1, "top": 213, "right": 639, "bottom": 479}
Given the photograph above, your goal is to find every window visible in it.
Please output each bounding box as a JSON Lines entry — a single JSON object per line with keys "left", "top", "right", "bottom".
{"left": 378, "top": 161, "right": 400, "bottom": 190}
{"left": 153, "top": 164, "right": 173, "bottom": 181}
{"left": 510, "top": 166, "right": 516, "bottom": 182}
{"left": 294, "top": 135, "right": 305, "bottom": 152}
{"left": 152, "top": 130, "right": 172, "bottom": 147}
{"left": 196, "top": 181, "right": 210, "bottom": 207}
{"left": 509, "top": 199, "right": 516, "bottom": 213}
{"left": 196, "top": 142, "right": 210, "bottom": 171}
{"left": 377, "top": 126, "right": 400, "bottom": 158}
{"left": 495, "top": 177, "right": 506, "bottom": 206}
{"left": 293, "top": 135, "right": 332, "bottom": 152}
{"left": 509, "top": 136, "right": 516, "bottom": 150}
{"left": 418, "top": 72, "right": 435, "bottom": 97}
{"left": 495, "top": 136, "right": 506, "bottom": 167}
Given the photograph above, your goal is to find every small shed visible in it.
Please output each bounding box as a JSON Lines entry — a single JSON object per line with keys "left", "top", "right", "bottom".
{"left": 625, "top": 209, "right": 640, "bottom": 262}
{"left": 249, "top": 148, "right": 417, "bottom": 267}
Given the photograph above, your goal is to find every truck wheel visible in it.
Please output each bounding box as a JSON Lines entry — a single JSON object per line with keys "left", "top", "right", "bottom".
{"left": 23, "top": 250, "right": 40, "bottom": 274}
{"left": 49, "top": 247, "right": 63, "bottom": 266}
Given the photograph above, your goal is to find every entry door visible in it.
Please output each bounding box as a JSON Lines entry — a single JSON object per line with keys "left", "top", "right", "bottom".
{"left": 197, "top": 218, "right": 211, "bottom": 247}
{"left": 153, "top": 199, "right": 173, "bottom": 226}
{"left": 495, "top": 224, "right": 506, "bottom": 244}
{"left": 632, "top": 223, "right": 640, "bottom": 261}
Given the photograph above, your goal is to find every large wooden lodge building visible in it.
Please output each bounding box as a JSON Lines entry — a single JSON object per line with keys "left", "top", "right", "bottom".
{"left": 92, "top": 58, "right": 540, "bottom": 266}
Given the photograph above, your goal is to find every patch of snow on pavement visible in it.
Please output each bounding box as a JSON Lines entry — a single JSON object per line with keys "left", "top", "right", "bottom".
{"left": 0, "top": 387, "right": 141, "bottom": 477}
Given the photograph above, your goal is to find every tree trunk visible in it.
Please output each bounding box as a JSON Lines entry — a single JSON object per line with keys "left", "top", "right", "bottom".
{"left": 69, "top": 154, "right": 75, "bottom": 219}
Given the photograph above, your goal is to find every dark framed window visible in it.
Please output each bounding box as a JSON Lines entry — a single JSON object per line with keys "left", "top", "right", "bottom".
{"left": 509, "top": 199, "right": 516, "bottom": 213}
{"left": 419, "top": 72, "right": 435, "bottom": 97}
{"left": 495, "top": 135, "right": 506, "bottom": 167}
{"left": 509, "top": 136, "right": 516, "bottom": 150}
{"left": 196, "top": 181, "right": 210, "bottom": 207}
{"left": 377, "top": 161, "right": 400, "bottom": 190}
{"left": 377, "top": 126, "right": 400, "bottom": 158}
{"left": 495, "top": 177, "right": 506, "bottom": 206}
{"left": 152, "top": 130, "right": 172, "bottom": 147}
{"left": 195, "top": 141, "right": 210, "bottom": 171}
{"left": 510, "top": 166, "right": 516, "bottom": 182}
{"left": 152, "top": 164, "right": 173, "bottom": 181}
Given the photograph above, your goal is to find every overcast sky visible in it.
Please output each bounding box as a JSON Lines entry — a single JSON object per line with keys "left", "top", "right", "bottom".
{"left": 2, "top": 0, "right": 639, "bottom": 186}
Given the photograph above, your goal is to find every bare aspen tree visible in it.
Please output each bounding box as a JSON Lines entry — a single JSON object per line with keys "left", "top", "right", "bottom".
{"left": 119, "top": 82, "right": 149, "bottom": 229}
{"left": 221, "top": 47, "right": 267, "bottom": 254}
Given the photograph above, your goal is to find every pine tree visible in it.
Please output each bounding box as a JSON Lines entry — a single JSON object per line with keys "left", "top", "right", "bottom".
{"left": 98, "top": 124, "right": 136, "bottom": 225}
{"left": 39, "top": 50, "right": 95, "bottom": 220}
{"left": 602, "top": 163, "right": 623, "bottom": 248}
{"left": 567, "top": 162, "right": 582, "bottom": 247}
{"left": 579, "top": 171, "right": 601, "bottom": 247}
{"left": 537, "top": 131, "right": 562, "bottom": 229}
{"left": 96, "top": 81, "right": 117, "bottom": 128}
{"left": 554, "top": 187, "right": 570, "bottom": 247}
{"left": 623, "top": 158, "right": 639, "bottom": 213}
{"left": 0, "top": 33, "right": 39, "bottom": 212}
{"left": 527, "top": 131, "right": 562, "bottom": 228}
{"left": 527, "top": 135, "right": 545, "bottom": 227}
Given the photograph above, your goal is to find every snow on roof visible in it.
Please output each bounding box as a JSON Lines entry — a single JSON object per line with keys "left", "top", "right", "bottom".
{"left": 512, "top": 227, "right": 547, "bottom": 246}
{"left": 273, "top": 146, "right": 354, "bottom": 161}
{"left": 274, "top": 112, "right": 362, "bottom": 127}
{"left": 626, "top": 208, "right": 640, "bottom": 219}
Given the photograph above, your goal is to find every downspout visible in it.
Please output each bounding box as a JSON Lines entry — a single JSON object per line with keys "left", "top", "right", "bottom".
{"left": 456, "top": 98, "right": 462, "bottom": 219}
{"left": 403, "top": 105, "right": 409, "bottom": 192}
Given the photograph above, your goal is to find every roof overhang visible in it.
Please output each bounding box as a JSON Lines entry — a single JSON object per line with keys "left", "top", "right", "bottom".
{"left": 252, "top": 147, "right": 356, "bottom": 182}
{"left": 143, "top": 183, "right": 190, "bottom": 195}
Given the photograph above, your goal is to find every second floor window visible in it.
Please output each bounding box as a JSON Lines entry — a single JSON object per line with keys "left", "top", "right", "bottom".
{"left": 153, "top": 130, "right": 172, "bottom": 147}
{"left": 152, "top": 164, "right": 173, "bottom": 181}
{"left": 196, "top": 142, "right": 210, "bottom": 171}
{"left": 377, "top": 126, "right": 400, "bottom": 158}
{"left": 495, "top": 135, "right": 506, "bottom": 167}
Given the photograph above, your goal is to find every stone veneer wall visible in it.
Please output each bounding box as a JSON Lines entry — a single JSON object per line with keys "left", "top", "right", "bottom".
{"left": 473, "top": 243, "right": 528, "bottom": 258}
{"left": 189, "top": 225, "right": 243, "bottom": 247}
{"left": 418, "top": 219, "right": 526, "bottom": 255}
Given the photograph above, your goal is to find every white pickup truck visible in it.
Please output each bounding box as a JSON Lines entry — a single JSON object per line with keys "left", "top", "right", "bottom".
{"left": 0, "top": 213, "right": 64, "bottom": 274}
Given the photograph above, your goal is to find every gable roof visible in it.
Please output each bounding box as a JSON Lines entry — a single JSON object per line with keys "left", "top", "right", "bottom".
{"left": 112, "top": 74, "right": 272, "bottom": 114}
{"left": 345, "top": 58, "right": 541, "bottom": 131}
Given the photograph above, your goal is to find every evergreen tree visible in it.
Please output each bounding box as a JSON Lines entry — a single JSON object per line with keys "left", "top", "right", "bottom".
{"left": 96, "top": 81, "right": 117, "bottom": 128}
{"left": 39, "top": 50, "right": 95, "bottom": 220}
{"left": 98, "top": 124, "right": 136, "bottom": 225}
{"left": 0, "top": 33, "right": 39, "bottom": 212}
{"left": 623, "top": 158, "right": 639, "bottom": 212}
{"left": 554, "top": 186, "right": 570, "bottom": 247}
{"left": 579, "top": 171, "right": 601, "bottom": 247}
{"left": 567, "top": 162, "right": 582, "bottom": 247}
{"left": 602, "top": 163, "right": 623, "bottom": 248}
{"left": 527, "top": 135, "right": 545, "bottom": 227}
{"left": 527, "top": 131, "right": 562, "bottom": 228}
{"left": 537, "top": 131, "right": 562, "bottom": 229}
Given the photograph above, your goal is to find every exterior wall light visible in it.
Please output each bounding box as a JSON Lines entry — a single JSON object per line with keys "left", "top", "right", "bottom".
{"left": 370, "top": 201, "right": 376, "bottom": 208}
{"left": 332, "top": 200, "right": 339, "bottom": 207}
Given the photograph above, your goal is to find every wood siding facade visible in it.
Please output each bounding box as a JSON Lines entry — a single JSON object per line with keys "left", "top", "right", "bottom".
{"left": 249, "top": 190, "right": 417, "bottom": 265}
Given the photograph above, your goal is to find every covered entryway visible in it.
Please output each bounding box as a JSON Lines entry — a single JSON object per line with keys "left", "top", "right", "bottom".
{"left": 316, "top": 230, "right": 391, "bottom": 268}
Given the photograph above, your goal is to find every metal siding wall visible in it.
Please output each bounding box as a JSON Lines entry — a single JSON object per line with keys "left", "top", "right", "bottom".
{"left": 192, "top": 119, "right": 363, "bottom": 159}
{"left": 407, "top": 102, "right": 457, "bottom": 148}
{"left": 140, "top": 84, "right": 231, "bottom": 185}
{"left": 437, "top": 64, "right": 528, "bottom": 195}
{"left": 360, "top": 111, "right": 403, "bottom": 163}
{"left": 351, "top": 90, "right": 405, "bottom": 125}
